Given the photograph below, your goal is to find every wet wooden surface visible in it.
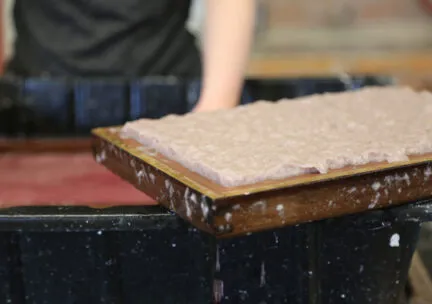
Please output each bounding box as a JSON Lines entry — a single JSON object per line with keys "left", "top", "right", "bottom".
{"left": 0, "top": 153, "right": 154, "bottom": 207}
{"left": 0, "top": 136, "right": 153, "bottom": 208}
{"left": 0, "top": 138, "right": 92, "bottom": 153}
{"left": 92, "top": 127, "right": 432, "bottom": 238}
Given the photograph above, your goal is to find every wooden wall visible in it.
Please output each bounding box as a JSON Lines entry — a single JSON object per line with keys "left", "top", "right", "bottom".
{"left": 255, "top": 0, "right": 432, "bottom": 52}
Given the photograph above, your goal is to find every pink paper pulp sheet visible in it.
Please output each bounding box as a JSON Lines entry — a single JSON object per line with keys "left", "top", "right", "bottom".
{"left": 123, "top": 86, "right": 432, "bottom": 187}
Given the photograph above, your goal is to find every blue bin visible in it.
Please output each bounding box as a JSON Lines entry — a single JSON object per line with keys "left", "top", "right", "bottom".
{"left": 1, "top": 76, "right": 388, "bottom": 137}
{"left": 74, "top": 79, "right": 127, "bottom": 133}
{"left": 186, "top": 79, "right": 202, "bottom": 111}
{"left": 130, "top": 77, "right": 186, "bottom": 120}
{"left": 22, "top": 78, "right": 72, "bottom": 136}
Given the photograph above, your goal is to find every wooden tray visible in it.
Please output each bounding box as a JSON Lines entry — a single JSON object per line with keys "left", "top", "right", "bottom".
{"left": 92, "top": 127, "right": 432, "bottom": 238}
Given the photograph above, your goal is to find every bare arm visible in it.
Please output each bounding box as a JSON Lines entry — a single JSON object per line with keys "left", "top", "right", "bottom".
{"left": 193, "top": 0, "right": 256, "bottom": 112}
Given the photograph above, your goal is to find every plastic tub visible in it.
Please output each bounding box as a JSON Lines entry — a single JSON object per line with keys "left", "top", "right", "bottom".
{"left": 0, "top": 202, "right": 429, "bottom": 303}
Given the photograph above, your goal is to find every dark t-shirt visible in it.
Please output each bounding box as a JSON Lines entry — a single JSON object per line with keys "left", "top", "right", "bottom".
{"left": 7, "top": 0, "right": 201, "bottom": 78}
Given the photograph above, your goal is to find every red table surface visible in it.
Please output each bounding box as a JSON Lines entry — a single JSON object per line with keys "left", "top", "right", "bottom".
{"left": 0, "top": 153, "right": 156, "bottom": 207}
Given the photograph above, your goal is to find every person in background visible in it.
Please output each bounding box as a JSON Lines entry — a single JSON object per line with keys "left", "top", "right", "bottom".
{"left": 5, "top": 0, "right": 256, "bottom": 112}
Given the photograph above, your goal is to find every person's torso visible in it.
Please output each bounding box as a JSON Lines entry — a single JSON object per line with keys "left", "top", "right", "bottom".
{"left": 8, "top": 0, "right": 201, "bottom": 78}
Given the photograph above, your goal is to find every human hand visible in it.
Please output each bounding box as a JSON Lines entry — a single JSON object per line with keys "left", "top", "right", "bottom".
{"left": 192, "top": 97, "right": 239, "bottom": 113}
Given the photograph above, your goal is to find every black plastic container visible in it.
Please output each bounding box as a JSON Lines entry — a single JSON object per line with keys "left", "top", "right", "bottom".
{"left": 0, "top": 202, "right": 429, "bottom": 303}
{"left": 0, "top": 76, "right": 23, "bottom": 137}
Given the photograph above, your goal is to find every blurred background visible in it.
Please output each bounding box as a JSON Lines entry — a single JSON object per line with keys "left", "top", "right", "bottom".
{"left": 1, "top": 0, "right": 432, "bottom": 86}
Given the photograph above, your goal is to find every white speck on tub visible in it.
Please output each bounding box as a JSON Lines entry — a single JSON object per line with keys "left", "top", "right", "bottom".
{"left": 371, "top": 182, "right": 381, "bottom": 191}
{"left": 232, "top": 204, "right": 241, "bottom": 211}
{"left": 164, "top": 180, "right": 176, "bottom": 211}
{"left": 149, "top": 173, "right": 156, "bottom": 184}
{"left": 213, "top": 279, "right": 224, "bottom": 303}
{"left": 215, "top": 245, "right": 220, "bottom": 272}
{"left": 129, "top": 159, "right": 136, "bottom": 168}
{"left": 347, "top": 187, "right": 357, "bottom": 194}
{"left": 368, "top": 193, "right": 381, "bottom": 209}
{"left": 250, "top": 200, "right": 267, "bottom": 213}
{"left": 185, "top": 202, "right": 192, "bottom": 218}
{"left": 165, "top": 180, "right": 175, "bottom": 199}
{"left": 390, "top": 233, "right": 400, "bottom": 247}
{"left": 260, "top": 261, "right": 266, "bottom": 287}
{"left": 201, "top": 195, "right": 209, "bottom": 219}
{"left": 238, "top": 290, "right": 248, "bottom": 300}
{"left": 95, "top": 150, "right": 106, "bottom": 163}
{"left": 136, "top": 169, "right": 146, "bottom": 184}
{"left": 276, "top": 204, "right": 285, "bottom": 223}
{"left": 394, "top": 173, "right": 411, "bottom": 186}
{"left": 190, "top": 192, "right": 198, "bottom": 205}
{"left": 184, "top": 188, "right": 192, "bottom": 218}
{"left": 425, "top": 166, "right": 432, "bottom": 181}
{"left": 183, "top": 188, "right": 192, "bottom": 218}
{"left": 384, "top": 175, "right": 394, "bottom": 186}
{"left": 273, "top": 232, "right": 279, "bottom": 244}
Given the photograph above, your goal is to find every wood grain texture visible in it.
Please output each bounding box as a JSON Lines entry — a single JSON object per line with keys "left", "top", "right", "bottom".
{"left": 247, "top": 50, "right": 432, "bottom": 78}
{"left": 92, "top": 127, "right": 432, "bottom": 237}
